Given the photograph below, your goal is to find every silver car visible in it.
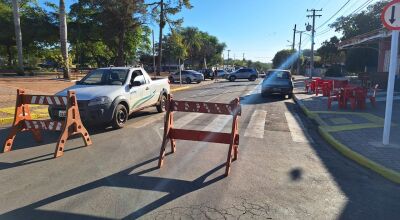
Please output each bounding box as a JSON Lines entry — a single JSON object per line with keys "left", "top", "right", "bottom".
{"left": 225, "top": 68, "right": 258, "bottom": 82}
{"left": 169, "top": 70, "right": 204, "bottom": 84}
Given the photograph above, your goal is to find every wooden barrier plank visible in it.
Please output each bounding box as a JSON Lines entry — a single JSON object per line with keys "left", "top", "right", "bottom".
{"left": 170, "top": 129, "right": 233, "bottom": 144}
{"left": 23, "top": 95, "right": 68, "bottom": 106}
{"left": 171, "top": 100, "right": 241, "bottom": 116}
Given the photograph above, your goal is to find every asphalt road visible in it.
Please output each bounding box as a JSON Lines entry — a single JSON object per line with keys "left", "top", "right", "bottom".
{"left": 0, "top": 79, "right": 399, "bottom": 220}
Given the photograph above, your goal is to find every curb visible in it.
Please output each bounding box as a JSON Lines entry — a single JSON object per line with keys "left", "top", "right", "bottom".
{"left": 293, "top": 93, "right": 400, "bottom": 184}
{"left": 171, "top": 86, "right": 190, "bottom": 92}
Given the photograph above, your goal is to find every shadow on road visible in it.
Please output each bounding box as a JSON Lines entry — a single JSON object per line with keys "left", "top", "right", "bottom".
{"left": 0, "top": 155, "right": 226, "bottom": 219}
{"left": 240, "top": 93, "right": 288, "bottom": 105}
{"left": 284, "top": 101, "right": 400, "bottom": 219}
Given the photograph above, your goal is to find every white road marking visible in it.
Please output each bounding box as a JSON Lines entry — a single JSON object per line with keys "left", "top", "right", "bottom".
{"left": 285, "top": 112, "right": 313, "bottom": 143}
{"left": 128, "top": 114, "right": 164, "bottom": 129}
{"left": 203, "top": 115, "right": 231, "bottom": 132}
{"left": 244, "top": 110, "right": 267, "bottom": 139}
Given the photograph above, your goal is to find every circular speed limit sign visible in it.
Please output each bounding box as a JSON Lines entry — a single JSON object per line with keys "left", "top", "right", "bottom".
{"left": 382, "top": 0, "right": 400, "bottom": 30}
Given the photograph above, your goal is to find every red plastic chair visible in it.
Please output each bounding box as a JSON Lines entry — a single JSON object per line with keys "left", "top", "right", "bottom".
{"left": 369, "top": 84, "right": 379, "bottom": 107}
{"left": 327, "top": 90, "right": 342, "bottom": 110}
{"left": 315, "top": 79, "right": 325, "bottom": 96}
{"left": 342, "top": 86, "right": 356, "bottom": 110}
{"left": 305, "top": 80, "right": 310, "bottom": 93}
{"left": 355, "top": 88, "right": 368, "bottom": 110}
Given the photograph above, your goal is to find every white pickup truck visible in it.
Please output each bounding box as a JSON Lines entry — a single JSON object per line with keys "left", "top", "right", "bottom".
{"left": 50, "top": 67, "right": 170, "bottom": 129}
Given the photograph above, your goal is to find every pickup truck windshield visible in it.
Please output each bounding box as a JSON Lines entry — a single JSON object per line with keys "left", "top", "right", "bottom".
{"left": 79, "top": 69, "right": 129, "bottom": 85}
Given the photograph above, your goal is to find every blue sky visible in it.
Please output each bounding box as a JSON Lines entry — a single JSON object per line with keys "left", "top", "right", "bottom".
{"left": 40, "top": 0, "right": 380, "bottom": 63}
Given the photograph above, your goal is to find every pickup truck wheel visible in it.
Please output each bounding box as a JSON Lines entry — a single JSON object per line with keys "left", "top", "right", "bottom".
{"left": 185, "top": 78, "right": 192, "bottom": 84}
{"left": 112, "top": 104, "right": 128, "bottom": 129}
{"left": 156, "top": 94, "right": 167, "bottom": 113}
{"left": 229, "top": 76, "right": 236, "bottom": 82}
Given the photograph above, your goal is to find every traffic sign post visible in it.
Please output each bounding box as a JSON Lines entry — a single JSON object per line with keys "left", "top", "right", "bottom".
{"left": 381, "top": 0, "right": 400, "bottom": 145}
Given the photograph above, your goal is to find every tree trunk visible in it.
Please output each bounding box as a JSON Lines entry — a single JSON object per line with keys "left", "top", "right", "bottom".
{"left": 115, "top": 25, "right": 126, "bottom": 66}
{"left": 11, "top": 0, "right": 24, "bottom": 75}
{"left": 59, "top": 0, "right": 70, "bottom": 79}
{"left": 157, "top": 0, "right": 164, "bottom": 76}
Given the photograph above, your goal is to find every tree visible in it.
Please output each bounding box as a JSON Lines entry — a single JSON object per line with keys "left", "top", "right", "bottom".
{"left": 272, "top": 49, "right": 294, "bottom": 69}
{"left": 317, "top": 36, "right": 344, "bottom": 65}
{"left": 59, "top": 0, "right": 69, "bottom": 78}
{"left": 11, "top": 0, "right": 23, "bottom": 74}
{"left": 162, "top": 27, "right": 226, "bottom": 68}
{"left": 163, "top": 31, "right": 187, "bottom": 63}
{"left": 181, "top": 27, "right": 201, "bottom": 67}
{"left": 147, "top": 0, "right": 192, "bottom": 75}
{"left": 68, "top": 0, "right": 147, "bottom": 67}
{"left": 330, "top": 1, "right": 388, "bottom": 40}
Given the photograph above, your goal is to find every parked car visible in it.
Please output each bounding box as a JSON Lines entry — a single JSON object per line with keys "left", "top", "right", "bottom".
{"left": 49, "top": 67, "right": 170, "bottom": 129}
{"left": 215, "top": 69, "right": 228, "bottom": 78}
{"left": 168, "top": 70, "right": 204, "bottom": 84}
{"left": 261, "top": 69, "right": 293, "bottom": 98}
{"left": 198, "top": 69, "right": 214, "bottom": 79}
{"left": 225, "top": 68, "right": 258, "bottom": 82}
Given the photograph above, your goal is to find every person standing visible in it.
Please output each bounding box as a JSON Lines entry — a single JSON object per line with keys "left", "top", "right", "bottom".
{"left": 214, "top": 69, "right": 218, "bottom": 82}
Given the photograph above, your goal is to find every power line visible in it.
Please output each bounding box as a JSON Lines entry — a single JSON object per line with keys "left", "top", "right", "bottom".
{"left": 316, "top": 0, "right": 351, "bottom": 30}
{"left": 349, "top": 0, "right": 374, "bottom": 15}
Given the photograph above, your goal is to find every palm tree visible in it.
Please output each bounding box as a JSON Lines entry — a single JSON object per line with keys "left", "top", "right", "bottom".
{"left": 11, "top": 0, "right": 24, "bottom": 74}
{"left": 59, "top": 0, "right": 70, "bottom": 79}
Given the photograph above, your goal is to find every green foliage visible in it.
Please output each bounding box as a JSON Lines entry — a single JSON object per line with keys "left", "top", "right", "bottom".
{"left": 161, "top": 26, "right": 226, "bottom": 68}
{"left": 272, "top": 49, "right": 293, "bottom": 69}
{"left": 330, "top": 1, "right": 388, "bottom": 40}
{"left": 68, "top": 0, "right": 148, "bottom": 67}
{"left": 0, "top": 0, "right": 58, "bottom": 67}
{"left": 317, "top": 36, "right": 345, "bottom": 65}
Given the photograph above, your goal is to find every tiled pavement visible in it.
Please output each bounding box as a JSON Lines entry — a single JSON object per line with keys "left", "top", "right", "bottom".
{"left": 293, "top": 76, "right": 400, "bottom": 183}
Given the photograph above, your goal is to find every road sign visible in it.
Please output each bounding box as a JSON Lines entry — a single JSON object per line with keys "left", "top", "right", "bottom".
{"left": 382, "top": 0, "right": 400, "bottom": 30}
{"left": 382, "top": 0, "right": 400, "bottom": 145}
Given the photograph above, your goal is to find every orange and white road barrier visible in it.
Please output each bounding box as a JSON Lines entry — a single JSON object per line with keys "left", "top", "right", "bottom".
{"left": 158, "top": 94, "right": 241, "bottom": 176}
{"left": 3, "top": 89, "right": 92, "bottom": 158}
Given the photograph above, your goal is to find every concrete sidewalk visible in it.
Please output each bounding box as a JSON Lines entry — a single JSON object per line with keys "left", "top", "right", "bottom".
{"left": 293, "top": 76, "right": 400, "bottom": 184}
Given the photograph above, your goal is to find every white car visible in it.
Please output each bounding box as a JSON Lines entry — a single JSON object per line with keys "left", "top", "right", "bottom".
{"left": 50, "top": 67, "right": 170, "bottom": 129}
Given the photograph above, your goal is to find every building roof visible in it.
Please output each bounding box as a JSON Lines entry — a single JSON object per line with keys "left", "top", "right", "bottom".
{"left": 337, "top": 28, "right": 391, "bottom": 50}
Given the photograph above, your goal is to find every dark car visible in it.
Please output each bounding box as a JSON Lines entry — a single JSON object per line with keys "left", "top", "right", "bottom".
{"left": 198, "top": 69, "right": 214, "bottom": 79}
{"left": 261, "top": 69, "right": 293, "bottom": 98}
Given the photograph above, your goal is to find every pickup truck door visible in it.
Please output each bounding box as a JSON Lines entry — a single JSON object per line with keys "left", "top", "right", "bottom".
{"left": 129, "top": 70, "right": 154, "bottom": 111}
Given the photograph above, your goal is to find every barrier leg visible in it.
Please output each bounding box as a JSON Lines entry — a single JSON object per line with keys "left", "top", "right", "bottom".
{"left": 79, "top": 125, "right": 92, "bottom": 146}
{"left": 54, "top": 128, "right": 69, "bottom": 158}
{"left": 225, "top": 144, "right": 234, "bottom": 176}
{"left": 3, "top": 123, "right": 22, "bottom": 153}
{"left": 169, "top": 113, "right": 176, "bottom": 153}
{"left": 158, "top": 110, "right": 172, "bottom": 168}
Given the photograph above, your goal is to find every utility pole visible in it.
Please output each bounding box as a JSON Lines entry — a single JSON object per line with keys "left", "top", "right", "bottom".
{"left": 243, "top": 53, "right": 245, "bottom": 61}
{"left": 296, "top": 31, "right": 305, "bottom": 75}
{"left": 307, "top": 9, "right": 322, "bottom": 79}
{"left": 291, "top": 24, "right": 297, "bottom": 73}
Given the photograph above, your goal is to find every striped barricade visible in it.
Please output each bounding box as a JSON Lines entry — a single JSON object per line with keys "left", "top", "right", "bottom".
{"left": 158, "top": 95, "right": 241, "bottom": 176}
{"left": 3, "top": 89, "right": 92, "bottom": 158}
